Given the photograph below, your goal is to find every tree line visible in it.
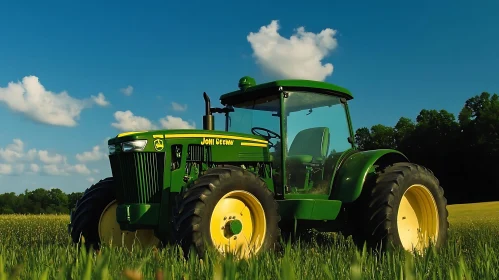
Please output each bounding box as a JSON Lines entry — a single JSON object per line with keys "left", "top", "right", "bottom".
{"left": 0, "top": 91, "right": 497, "bottom": 214}
{"left": 355, "top": 91, "right": 498, "bottom": 204}
{"left": 0, "top": 188, "right": 82, "bottom": 215}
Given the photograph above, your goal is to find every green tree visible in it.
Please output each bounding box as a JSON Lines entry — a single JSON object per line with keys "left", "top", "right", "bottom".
{"left": 0, "top": 189, "right": 83, "bottom": 214}
{"left": 354, "top": 91, "right": 498, "bottom": 204}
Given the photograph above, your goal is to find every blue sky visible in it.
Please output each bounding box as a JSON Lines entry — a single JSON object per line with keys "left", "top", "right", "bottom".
{"left": 0, "top": 0, "right": 498, "bottom": 194}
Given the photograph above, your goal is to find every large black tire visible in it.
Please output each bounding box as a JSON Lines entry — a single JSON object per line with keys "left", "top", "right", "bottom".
{"left": 173, "top": 165, "right": 281, "bottom": 258}
{"left": 69, "top": 177, "right": 115, "bottom": 250}
{"left": 347, "top": 162, "right": 449, "bottom": 252}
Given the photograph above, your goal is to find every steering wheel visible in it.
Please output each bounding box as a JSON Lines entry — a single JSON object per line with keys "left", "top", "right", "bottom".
{"left": 251, "top": 127, "right": 281, "bottom": 148}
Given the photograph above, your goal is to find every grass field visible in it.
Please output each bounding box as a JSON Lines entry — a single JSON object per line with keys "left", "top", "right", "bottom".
{"left": 1, "top": 202, "right": 498, "bottom": 279}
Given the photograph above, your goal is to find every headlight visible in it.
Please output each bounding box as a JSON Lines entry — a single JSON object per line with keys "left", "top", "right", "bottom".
{"left": 108, "top": 145, "right": 116, "bottom": 155}
{"left": 121, "top": 140, "right": 148, "bottom": 152}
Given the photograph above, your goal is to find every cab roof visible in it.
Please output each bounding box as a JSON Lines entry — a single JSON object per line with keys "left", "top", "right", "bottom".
{"left": 219, "top": 76, "right": 353, "bottom": 106}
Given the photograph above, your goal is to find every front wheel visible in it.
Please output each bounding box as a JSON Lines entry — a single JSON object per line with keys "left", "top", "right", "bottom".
{"left": 350, "top": 162, "right": 449, "bottom": 253}
{"left": 69, "top": 178, "right": 160, "bottom": 251}
{"left": 173, "top": 165, "right": 281, "bottom": 259}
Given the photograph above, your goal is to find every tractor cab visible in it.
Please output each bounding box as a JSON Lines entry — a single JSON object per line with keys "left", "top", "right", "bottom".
{"left": 218, "top": 76, "right": 356, "bottom": 198}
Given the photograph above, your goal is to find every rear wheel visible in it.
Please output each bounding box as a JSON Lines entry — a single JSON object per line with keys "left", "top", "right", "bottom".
{"left": 70, "top": 178, "right": 160, "bottom": 250}
{"left": 348, "top": 162, "right": 449, "bottom": 253}
{"left": 173, "top": 165, "right": 281, "bottom": 259}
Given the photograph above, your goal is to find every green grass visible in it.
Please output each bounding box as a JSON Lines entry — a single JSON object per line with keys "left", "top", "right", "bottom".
{"left": 1, "top": 202, "right": 499, "bottom": 279}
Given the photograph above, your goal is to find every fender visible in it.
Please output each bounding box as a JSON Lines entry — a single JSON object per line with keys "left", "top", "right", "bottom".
{"left": 330, "top": 149, "right": 409, "bottom": 203}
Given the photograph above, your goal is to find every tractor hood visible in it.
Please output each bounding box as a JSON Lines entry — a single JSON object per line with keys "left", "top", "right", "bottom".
{"left": 108, "top": 129, "right": 269, "bottom": 148}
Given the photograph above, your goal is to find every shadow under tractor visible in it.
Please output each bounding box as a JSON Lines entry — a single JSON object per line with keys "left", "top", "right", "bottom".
{"left": 68, "top": 76, "right": 449, "bottom": 258}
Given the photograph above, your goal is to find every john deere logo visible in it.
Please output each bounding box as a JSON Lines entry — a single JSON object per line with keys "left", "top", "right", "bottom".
{"left": 154, "top": 139, "right": 164, "bottom": 151}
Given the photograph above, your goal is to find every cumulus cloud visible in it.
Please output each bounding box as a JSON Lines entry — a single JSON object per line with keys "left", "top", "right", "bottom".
{"left": 0, "top": 139, "right": 39, "bottom": 163}
{"left": 67, "top": 164, "right": 91, "bottom": 175}
{"left": 0, "top": 163, "right": 24, "bottom": 175}
{"left": 111, "top": 110, "right": 195, "bottom": 131}
{"left": 0, "top": 163, "right": 12, "bottom": 175}
{"left": 0, "top": 76, "right": 106, "bottom": 127}
{"left": 76, "top": 146, "right": 104, "bottom": 162}
{"left": 91, "top": 92, "right": 110, "bottom": 107}
{"left": 112, "top": 110, "right": 157, "bottom": 131}
{"left": 159, "top": 116, "right": 195, "bottom": 129}
{"left": 0, "top": 139, "right": 90, "bottom": 176}
{"left": 30, "top": 163, "right": 40, "bottom": 173}
{"left": 38, "top": 150, "right": 65, "bottom": 164}
{"left": 171, "top": 102, "right": 187, "bottom": 112}
{"left": 0, "top": 139, "right": 25, "bottom": 162}
{"left": 120, "top": 85, "right": 134, "bottom": 96}
{"left": 42, "top": 163, "right": 91, "bottom": 176}
{"left": 247, "top": 20, "right": 339, "bottom": 81}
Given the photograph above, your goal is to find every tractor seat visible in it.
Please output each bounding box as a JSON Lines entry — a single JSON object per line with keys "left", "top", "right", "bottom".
{"left": 287, "top": 127, "right": 330, "bottom": 165}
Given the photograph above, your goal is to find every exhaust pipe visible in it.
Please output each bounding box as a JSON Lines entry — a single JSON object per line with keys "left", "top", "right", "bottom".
{"left": 203, "top": 92, "right": 214, "bottom": 130}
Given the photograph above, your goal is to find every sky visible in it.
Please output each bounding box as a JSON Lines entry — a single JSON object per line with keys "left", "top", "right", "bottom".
{"left": 0, "top": 0, "right": 498, "bottom": 194}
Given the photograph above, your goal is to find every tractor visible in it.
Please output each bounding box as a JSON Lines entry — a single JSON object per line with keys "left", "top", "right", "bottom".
{"left": 68, "top": 76, "right": 449, "bottom": 258}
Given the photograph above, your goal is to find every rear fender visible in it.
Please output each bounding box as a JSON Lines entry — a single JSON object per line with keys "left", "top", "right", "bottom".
{"left": 330, "top": 149, "right": 409, "bottom": 203}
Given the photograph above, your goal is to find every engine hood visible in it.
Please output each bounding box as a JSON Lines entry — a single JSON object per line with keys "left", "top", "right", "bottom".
{"left": 108, "top": 129, "right": 268, "bottom": 146}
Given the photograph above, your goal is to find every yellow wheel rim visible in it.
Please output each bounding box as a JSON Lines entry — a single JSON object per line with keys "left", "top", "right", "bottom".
{"left": 397, "top": 184, "right": 440, "bottom": 252}
{"left": 209, "top": 190, "right": 267, "bottom": 258}
{"left": 98, "top": 200, "right": 160, "bottom": 250}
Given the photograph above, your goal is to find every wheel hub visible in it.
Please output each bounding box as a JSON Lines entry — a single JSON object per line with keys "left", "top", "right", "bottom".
{"left": 225, "top": 219, "right": 243, "bottom": 236}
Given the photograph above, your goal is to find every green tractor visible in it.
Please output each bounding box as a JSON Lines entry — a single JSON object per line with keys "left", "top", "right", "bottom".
{"left": 68, "top": 76, "right": 449, "bottom": 258}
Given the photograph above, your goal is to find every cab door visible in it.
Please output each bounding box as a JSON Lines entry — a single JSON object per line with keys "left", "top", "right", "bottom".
{"left": 282, "top": 91, "right": 353, "bottom": 197}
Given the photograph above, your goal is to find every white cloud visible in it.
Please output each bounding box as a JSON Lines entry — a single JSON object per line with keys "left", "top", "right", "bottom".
{"left": 120, "top": 85, "right": 134, "bottom": 96}
{"left": 43, "top": 163, "right": 91, "bottom": 176}
{"left": 247, "top": 20, "right": 339, "bottom": 81}
{"left": 76, "top": 146, "right": 104, "bottom": 162}
{"left": 0, "top": 76, "right": 104, "bottom": 127}
{"left": 0, "top": 139, "right": 54, "bottom": 164}
{"left": 30, "top": 163, "right": 40, "bottom": 173}
{"left": 111, "top": 110, "right": 196, "bottom": 131}
{"left": 159, "top": 116, "right": 195, "bottom": 129}
{"left": 0, "top": 163, "right": 24, "bottom": 175}
{"left": 26, "top": 149, "right": 37, "bottom": 161}
{"left": 92, "top": 169, "right": 100, "bottom": 174}
{"left": 87, "top": 177, "right": 95, "bottom": 183}
{"left": 0, "top": 139, "right": 25, "bottom": 162}
{"left": 67, "top": 164, "right": 91, "bottom": 175}
{"left": 38, "top": 150, "right": 65, "bottom": 164}
{"left": 0, "top": 164, "right": 12, "bottom": 175}
{"left": 0, "top": 138, "right": 91, "bottom": 176}
{"left": 91, "top": 92, "right": 110, "bottom": 107}
{"left": 42, "top": 164, "right": 65, "bottom": 176}
{"left": 171, "top": 102, "right": 187, "bottom": 112}
{"left": 112, "top": 110, "right": 157, "bottom": 131}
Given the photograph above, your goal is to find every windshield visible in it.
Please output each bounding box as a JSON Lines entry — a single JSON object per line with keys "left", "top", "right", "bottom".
{"left": 226, "top": 95, "right": 281, "bottom": 147}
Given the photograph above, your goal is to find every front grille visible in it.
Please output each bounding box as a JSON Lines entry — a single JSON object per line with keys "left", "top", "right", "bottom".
{"left": 109, "top": 152, "right": 165, "bottom": 204}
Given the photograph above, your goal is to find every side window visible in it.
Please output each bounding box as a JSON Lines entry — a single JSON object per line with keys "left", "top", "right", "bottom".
{"left": 284, "top": 92, "right": 352, "bottom": 194}
{"left": 327, "top": 104, "right": 351, "bottom": 155}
